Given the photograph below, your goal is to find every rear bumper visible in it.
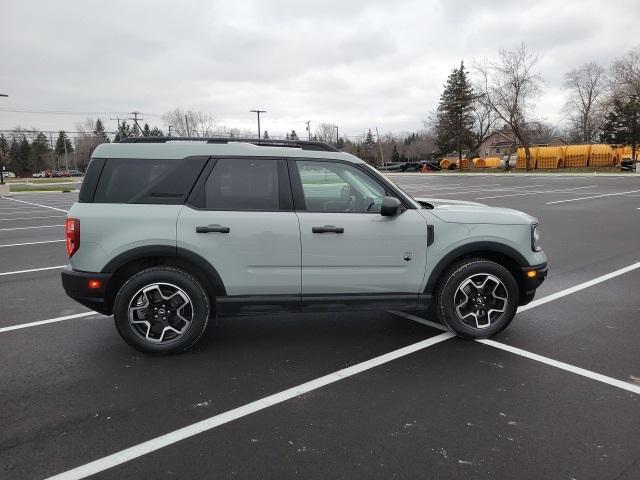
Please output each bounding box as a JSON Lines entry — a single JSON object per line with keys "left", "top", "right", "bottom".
{"left": 519, "top": 262, "right": 548, "bottom": 305}
{"left": 61, "top": 266, "right": 113, "bottom": 315}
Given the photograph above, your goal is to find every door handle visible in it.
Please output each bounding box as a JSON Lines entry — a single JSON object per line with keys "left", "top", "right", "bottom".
{"left": 312, "top": 225, "right": 344, "bottom": 234}
{"left": 196, "top": 224, "right": 230, "bottom": 234}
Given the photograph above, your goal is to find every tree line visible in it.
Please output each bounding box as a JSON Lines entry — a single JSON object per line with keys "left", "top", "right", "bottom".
{"left": 1, "top": 44, "right": 637, "bottom": 174}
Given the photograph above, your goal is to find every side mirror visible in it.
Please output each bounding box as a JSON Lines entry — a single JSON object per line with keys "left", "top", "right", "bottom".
{"left": 380, "top": 196, "right": 402, "bottom": 217}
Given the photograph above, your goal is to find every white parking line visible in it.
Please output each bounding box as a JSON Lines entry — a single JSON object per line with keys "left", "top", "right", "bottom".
{"left": 517, "top": 261, "right": 640, "bottom": 313}
{"left": 0, "top": 265, "right": 66, "bottom": 277}
{"left": 0, "top": 224, "right": 64, "bottom": 231}
{"left": 0, "top": 312, "right": 99, "bottom": 334}
{"left": 45, "top": 331, "right": 455, "bottom": 480}
{"left": 0, "top": 210, "right": 56, "bottom": 215}
{"left": 42, "top": 260, "right": 640, "bottom": 480}
{"left": 546, "top": 189, "right": 640, "bottom": 204}
{"left": 0, "top": 215, "right": 66, "bottom": 222}
{"left": 426, "top": 184, "right": 546, "bottom": 196}
{"left": 0, "top": 239, "right": 65, "bottom": 248}
{"left": 475, "top": 185, "right": 597, "bottom": 200}
{"left": 477, "top": 339, "right": 640, "bottom": 395}
{"left": 1, "top": 197, "right": 69, "bottom": 212}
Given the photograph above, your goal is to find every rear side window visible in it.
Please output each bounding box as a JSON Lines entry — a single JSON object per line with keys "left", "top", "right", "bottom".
{"left": 93, "top": 157, "right": 207, "bottom": 204}
{"left": 78, "top": 157, "right": 105, "bottom": 203}
{"left": 204, "top": 158, "right": 279, "bottom": 210}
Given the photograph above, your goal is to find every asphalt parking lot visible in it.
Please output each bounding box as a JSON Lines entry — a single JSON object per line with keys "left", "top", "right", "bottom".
{"left": 1, "top": 173, "right": 639, "bottom": 480}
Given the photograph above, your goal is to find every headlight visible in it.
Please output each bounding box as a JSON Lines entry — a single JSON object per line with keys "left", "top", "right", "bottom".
{"left": 531, "top": 224, "right": 542, "bottom": 252}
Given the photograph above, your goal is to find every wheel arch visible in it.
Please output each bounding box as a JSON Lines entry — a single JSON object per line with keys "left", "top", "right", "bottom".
{"left": 426, "top": 242, "right": 528, "bottom": 301}
{"left": 101, "top": 246, "right": 226, "bottom": 315}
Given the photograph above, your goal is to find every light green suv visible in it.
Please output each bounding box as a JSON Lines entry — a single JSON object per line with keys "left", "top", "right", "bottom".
{"left": 61, "top": 138, "right": 547, "bottom": 355}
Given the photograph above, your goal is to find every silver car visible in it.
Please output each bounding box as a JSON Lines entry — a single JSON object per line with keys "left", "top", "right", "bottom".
{"left": 62, "top": 138, "right": 547, "bottom": 355}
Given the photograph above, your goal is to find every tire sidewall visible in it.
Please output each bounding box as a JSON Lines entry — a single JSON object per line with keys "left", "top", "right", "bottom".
{"left": 114, "top": 267, "right": 210, "bottom": 355}
{"left": 437, "top": 259, "right": 518, "bottom": 339}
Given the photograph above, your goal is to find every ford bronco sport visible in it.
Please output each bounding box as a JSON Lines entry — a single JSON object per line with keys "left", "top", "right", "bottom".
{"left": 61, "top": 138, "right": 547, "bottom": 355}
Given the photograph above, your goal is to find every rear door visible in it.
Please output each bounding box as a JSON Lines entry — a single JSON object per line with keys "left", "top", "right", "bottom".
{"left": 177, "top": 157, "right": 301, "bottom": 312}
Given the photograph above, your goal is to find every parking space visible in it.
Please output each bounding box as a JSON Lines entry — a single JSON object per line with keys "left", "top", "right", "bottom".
{"left": 1, "top": 177, "right": 639, "bottom": 480}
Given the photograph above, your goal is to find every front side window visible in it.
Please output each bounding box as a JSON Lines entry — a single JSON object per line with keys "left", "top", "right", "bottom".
{"left": 296, "top": 161, "right": 386, "bottom": 213}
{"left": 204, "top": 158, "right": 279, "bottom": 210}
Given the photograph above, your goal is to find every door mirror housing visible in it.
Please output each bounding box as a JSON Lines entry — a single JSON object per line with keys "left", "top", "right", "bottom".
{"left": 380, "top": 196, "right": 402, "bottom": 216}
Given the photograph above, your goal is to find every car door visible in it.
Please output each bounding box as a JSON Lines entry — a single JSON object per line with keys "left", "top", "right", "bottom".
{"left": 177, "top": 157, "right": 301, "bottom": 314}
{"left": 290, "top": 159, "right": 428, "bottom": 309}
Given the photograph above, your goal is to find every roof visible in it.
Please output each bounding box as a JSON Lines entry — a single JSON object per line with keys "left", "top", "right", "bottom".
{"left": 92, "top": 138, "right": 362, "bottom": 163}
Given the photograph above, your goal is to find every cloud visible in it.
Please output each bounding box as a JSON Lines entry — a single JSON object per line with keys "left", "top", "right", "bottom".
{"left": 1, "top": 0, "right": 638, "bottom": 137}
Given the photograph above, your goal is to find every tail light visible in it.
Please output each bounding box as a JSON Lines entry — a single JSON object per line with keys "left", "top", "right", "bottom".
{"left": 66, "top": 218, "right": 80, "bottom": 257}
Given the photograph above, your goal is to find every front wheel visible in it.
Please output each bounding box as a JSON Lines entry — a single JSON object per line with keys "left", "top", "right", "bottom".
{"left": 113, "top": 267, "right": 210, "bottom": 355}
{"left": 435, "top": 258, "right": 518, "bottom": 339}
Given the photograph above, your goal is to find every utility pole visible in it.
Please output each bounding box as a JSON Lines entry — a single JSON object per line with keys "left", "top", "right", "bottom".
{"left": 335, "top": 125, "right": 339, "bottom": 147}
{"left": 0, "top": 94, "right": 6, "bottom": 184}
{"left": 250, "top": 109, "right": 266, "bottom": 139}
{"left": 375, "top": 127, "right": 385, "bottom": 167}
{"left": 305, "top": 120, "right": 311, "bottom": 140}
{"left": 185, "top": 115, "right": 191, "bottom": 137}
{"left": 168, "top": 125, "right": 173, "bottom": 137}
{"left": 129, "top": 111, "right": 144, "bottom": 136}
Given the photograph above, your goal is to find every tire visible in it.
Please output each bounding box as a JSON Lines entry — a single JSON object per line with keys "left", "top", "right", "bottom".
{"left": 113, "top": 266, "right": 211, "bottom": 355}
{"left": 435, "top": 258, "right": 518, "bottom": 339}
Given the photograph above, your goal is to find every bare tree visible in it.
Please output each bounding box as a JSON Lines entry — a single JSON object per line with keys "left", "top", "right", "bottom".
{"left": 610, "top": 45, "right": 640, "bottom": 99}
{"left": 563, "top": 62, "right": 608, "bottom": 142}
{"left": 162, "top": 109, "right": 217, "bottom": 137}
{"left": 475, "top": 44, "right": 543, "bottom": 170}
{"left": 471, "top": 91, "right": 497, "bottom": 152}
{"left": 314, "top": 123, "right": 336, "bottom": 144}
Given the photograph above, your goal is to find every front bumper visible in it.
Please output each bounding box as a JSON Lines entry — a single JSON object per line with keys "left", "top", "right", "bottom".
{"left": 519, "top": 262, "right": 548, "bottom": 305}
{"left": 61, "top": 266, "right": 113, "bottom": 315}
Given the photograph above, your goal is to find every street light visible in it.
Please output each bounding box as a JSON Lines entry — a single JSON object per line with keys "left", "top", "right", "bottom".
{"left": 250, "top": 109, "right": 266, "bottom": 139}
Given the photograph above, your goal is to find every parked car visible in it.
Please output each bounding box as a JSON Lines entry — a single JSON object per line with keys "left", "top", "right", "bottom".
{"left": 62, "top": 137, "right": 547, "bottom": 355}
{"left": 67, "top": 170, "right": 84, "bottom": 177}
{"left": 2, "top": 171, "right": 16, "bottom": 178}
{"left": 32, "top": 171, "right": 45, "bottom": 178}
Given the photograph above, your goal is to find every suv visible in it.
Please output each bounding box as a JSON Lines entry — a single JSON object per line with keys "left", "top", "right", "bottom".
{"left": 61, "top": 138, "right": 547, "bottom": 355}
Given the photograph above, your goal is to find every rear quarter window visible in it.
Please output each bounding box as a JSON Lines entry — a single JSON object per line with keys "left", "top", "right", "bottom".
{"left": 92, "top": 157, "right": 207, "bottom": 204}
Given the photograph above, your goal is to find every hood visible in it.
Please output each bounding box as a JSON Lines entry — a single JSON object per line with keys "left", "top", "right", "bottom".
{"left": 414, "top": 197, "right": 537, "bottom": 225}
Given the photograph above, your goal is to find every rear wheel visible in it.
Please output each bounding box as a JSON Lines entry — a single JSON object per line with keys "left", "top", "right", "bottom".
{"left": 113, "top": 267, "right": 210, "bottom": 355}
{"left": 435, "top": 258, "right": 518, "bottom": 339}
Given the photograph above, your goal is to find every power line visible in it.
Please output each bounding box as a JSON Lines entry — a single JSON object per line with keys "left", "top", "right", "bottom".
{"left": 0, "top": 107, "right": 160, "bottom": 116}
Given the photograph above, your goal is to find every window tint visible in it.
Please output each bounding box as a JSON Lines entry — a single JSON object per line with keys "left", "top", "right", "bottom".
{"left": 204, "top": 158, "right": 279, "bottom": 210}
{"left": 296, "top": 161, "right": 386, "bottom": 213}
{"left": 93, "top": 157, "right": 207, "bottom": 204}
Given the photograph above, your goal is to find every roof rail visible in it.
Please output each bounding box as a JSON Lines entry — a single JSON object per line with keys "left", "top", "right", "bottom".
{"left": 117, "top": 137, "right": 340, "bottom": 152}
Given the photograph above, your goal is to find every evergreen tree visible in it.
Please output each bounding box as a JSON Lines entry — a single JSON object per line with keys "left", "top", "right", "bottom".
{"left": 8, "top": 137, "right": 20, "bottom": 171}
{"left": 391, "top": 144, "right": 401, "bottom": 163}
{"left": 142, "top": 123, "right": 152, "bottom": 137}
{"left": 114, "top": 121, "right": 131, "bottom": 142}
{"left": 0, "top": 134, "right": 8, "bottom": 156}
{"left": 93, "top": 119, "right": 110, "bottom": 143}
{"left": 337, "top": 137, "right": 345, "bottom": 149}
{"left": 362, "top": 129, "right": 377, "bottom": 165}
{"left": 285, "top": 133, "right": 290, "bottom": 140}
{"left": 290, "top": 130, "right": 299, "bottom": 140}
{"left": 149, "top": 126, "right": 164, "bottom": 137}
{"left": 30, "top": 132, "right": 51, "bottom": 172}
{"left": 16, "top": 135, "right": 31, "bottom": 173}
{"left": 54, "top": 131, "right": 74, "bottom": 156}
{"left": 601, "top": 95, "right": 640, "bottom": 161}
{"left": 263, "top": 130, "right": 269, "bottom": 139}
{"left": 435, "top": 61, "right": 475, "bottom": 165}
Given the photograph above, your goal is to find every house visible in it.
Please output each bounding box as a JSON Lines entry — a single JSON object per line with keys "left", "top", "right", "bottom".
{"left": 478, "top": 125, "right": 567, "bottom": 158}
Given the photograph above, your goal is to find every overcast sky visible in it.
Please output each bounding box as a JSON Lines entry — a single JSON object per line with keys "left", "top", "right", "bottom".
{"left": 1, "top": 0, "right": 638, "bottom": 139}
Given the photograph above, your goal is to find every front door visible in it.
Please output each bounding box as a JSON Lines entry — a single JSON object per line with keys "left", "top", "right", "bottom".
{"left": 290, "top": 159, "right": 428, "bottom": 307}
